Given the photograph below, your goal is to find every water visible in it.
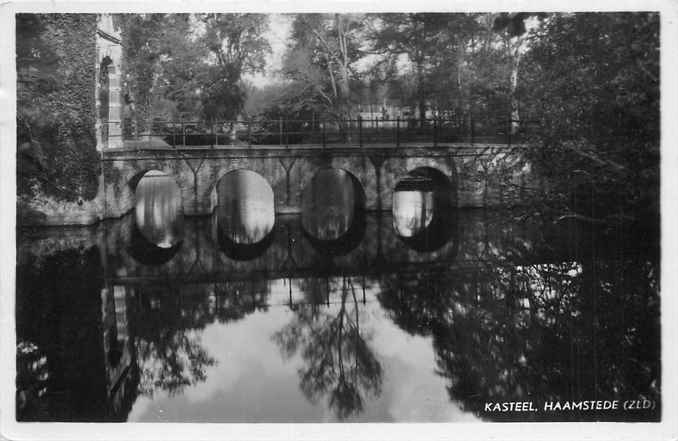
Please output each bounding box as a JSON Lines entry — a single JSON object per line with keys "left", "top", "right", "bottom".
{"left": 215, "top": 170, "right": 275, "bottom": 245}
{"left": 393, "top": 190, "right": 434, "bottom": 237}
{"left": 301, "top": 169, "right": 363, "bottom": 242}
{"left": 134, "top": 171, "right": 184, "bottom": 250}
{"left": 15, "top": 179, "right": 660, "bottom": 423}
{"left": 392, "top": 172, "right": 456, "bottom": 252}
{"left": 214, "top": 170, "right": 276, "bottom": 259}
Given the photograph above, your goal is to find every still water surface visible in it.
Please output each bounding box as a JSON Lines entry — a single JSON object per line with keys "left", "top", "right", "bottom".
{"left": 301, "top": 169, "right": 362, "bottom": 242}
{"left": 134, "top": 171, "right": 184, "bottom": 249}
{"left": 215, "top": 169, "right": 275, "bottom": 246}
{"left": 15, "top": 174, "right": 660, "bottom": 422}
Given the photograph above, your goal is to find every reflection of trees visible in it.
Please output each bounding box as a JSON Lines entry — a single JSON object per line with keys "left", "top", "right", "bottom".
{"left": 16, "top": 340, "right": 49, "bottom": 420}
{"left": 135, "top": 174, "right": 184, "bottom": 248}
{"left": 378, "top": 230, "right": 660, "bottom": 421}
{"left": 135, "top": 333, "right": 213, "bottom": 397}
{"left": 302, "top": 170, "right": 358, "bottom": 241}
{"left": 212, "top": 280, "right": 270, "bottom": 322}
{"left": 393, "top": 190, "right": 434, "bottom": 237}
{"left": 216, "top": 200, "right": 275, "bottom": 244}
{"left": 273, "top": 276, "right": 382, "bottom": 420}
{"left": 130, "top": 280, "right": 270, "bottom": 397}
{"left": 215, "top": 170, "right": 276, "bottom": 245}
{"left": 130, "top": 287, "right": 215, "bottom": 397}
{"left": 16, "top": 247, "right": 136, "bottom": 422}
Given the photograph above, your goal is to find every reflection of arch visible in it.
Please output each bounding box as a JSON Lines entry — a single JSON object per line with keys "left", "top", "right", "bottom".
{"left": 301, "top": 168, "right": 366, "bottom": 256}
{"left": 216, "top": 221, "right": 277, "bottom": 261}
{"left": 130, "top": 170, "right": 184, "bottom": 258}
{"left": 393, "top": 167, "right": 456, "bottom": 253}
{"left": 127, "top": 221, "right": 182, "bottom": 265}
{"left": 213, "top": 169, "right": 276, "bottom": 260}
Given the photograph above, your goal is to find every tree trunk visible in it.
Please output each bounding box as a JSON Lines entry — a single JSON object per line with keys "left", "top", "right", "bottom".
{"left": 336, "top": 15, "right": 352, "bottom": 121}
{"left": 509, "top": 39, "right": 523, "bottom": 135}
{"left": 456, "top": 46, "right": 464, "bottom": 122}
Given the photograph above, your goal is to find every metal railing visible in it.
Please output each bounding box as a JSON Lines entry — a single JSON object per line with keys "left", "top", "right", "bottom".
{"left": 103, "top": 112, "right": 537, "bottom": 150}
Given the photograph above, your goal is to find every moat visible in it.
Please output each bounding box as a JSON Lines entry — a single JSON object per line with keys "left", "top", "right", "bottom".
{"left": 15, "top": 171, "right": 660, "bottom": 422}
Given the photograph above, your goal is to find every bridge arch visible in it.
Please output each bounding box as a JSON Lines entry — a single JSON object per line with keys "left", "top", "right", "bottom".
{"left": 392, "top": 166, "right": 457, "bottom": 252}
{"left": 210, "top": 169, "right": 277, "bottom": 260}
{"left": 206, "top": 164, "right": 280, "bottom": 213}
{"left": 394, "top": 166, "right": 456, "bottom": 210}
{"left": 128, "top": 169, "right": 185, "bottom": 263}
{"left": 128, "top": 168, "right": 177, "bottom": 192}
{"left": 300, "top": 167, "right": 367, "bottom": 256}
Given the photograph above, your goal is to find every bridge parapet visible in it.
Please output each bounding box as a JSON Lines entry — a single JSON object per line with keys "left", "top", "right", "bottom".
{"left": 101, "top": 114, "right": 532, "bottom": 151}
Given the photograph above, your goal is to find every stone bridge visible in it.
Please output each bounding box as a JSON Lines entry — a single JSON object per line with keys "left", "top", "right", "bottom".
{"left": 101, "top": 144, "right": 535, "bottom": 218}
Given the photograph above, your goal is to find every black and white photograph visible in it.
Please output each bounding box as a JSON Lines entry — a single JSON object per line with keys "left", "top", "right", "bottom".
{"left": 1, "top": 3, "right": 677, "bottom": 440}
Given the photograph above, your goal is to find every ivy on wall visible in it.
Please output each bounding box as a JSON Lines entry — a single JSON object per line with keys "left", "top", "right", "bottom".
{"left": 17, "top": 13, "right": 99, "bottom": 202}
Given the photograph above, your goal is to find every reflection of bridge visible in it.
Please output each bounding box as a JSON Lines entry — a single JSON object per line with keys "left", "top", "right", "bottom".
{"left": 102, "top": 212, "right": 458, "bottom": 281}
{"left": 100, "top": 211, "right": 583, "bottom": 287}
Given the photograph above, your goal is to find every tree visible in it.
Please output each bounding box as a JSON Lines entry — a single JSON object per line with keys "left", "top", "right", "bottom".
{"left": 117, "top": 13, "right": 270, "bottom": 129}
{"left": 198, "top": 13, "right": 271, "bottom": 122}
{"left": 279, "top": 14, "right": 363, "bottom": 123}
{"left": 491, "top": 13, "right": 547, "bottom": 133}
{"left": 117, "top": 13, "right": 207, "bottom": 134}
{"left": 154, "top": 14, "right": 208, "bottom": 120}
{"left": 242, "top": 81, "right": 287, "bottom": 117}
{"left": 368, "top": 13, "right": 479, "bottom": 123}
{"left": 519, "top": 12, "right": 659, "bottom": 222}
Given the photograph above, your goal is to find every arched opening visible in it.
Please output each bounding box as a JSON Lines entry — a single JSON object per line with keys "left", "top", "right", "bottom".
{"left": 213, "top": 169, "right": 276, "bottom": 260}
{"left": 129, "top": 170, "right": 184, "bottom": 264}
{"left": 301, "top": 168, "right": 366, "bottom": 256}
{"left": 392, "top": 167, "right": 456, "bottom": 252}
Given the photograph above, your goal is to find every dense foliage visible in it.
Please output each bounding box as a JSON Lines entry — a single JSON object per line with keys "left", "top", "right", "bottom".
{"left": 17, "top": 14, "right": 99, "bottom": 201}
{"left": 368, "top": 13, "right": 480, "bottom": 121}
{"left": 116, "top": 13, "right": 270, "bottom": 132}
{"left": 519, "top": 13, "right": 659, "bottom": 222}
{"left": 275, "top": 14, "right": 363, "bottom": 122}
{"left": 266, "top": 13, "right": 535, "bottom": 135}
